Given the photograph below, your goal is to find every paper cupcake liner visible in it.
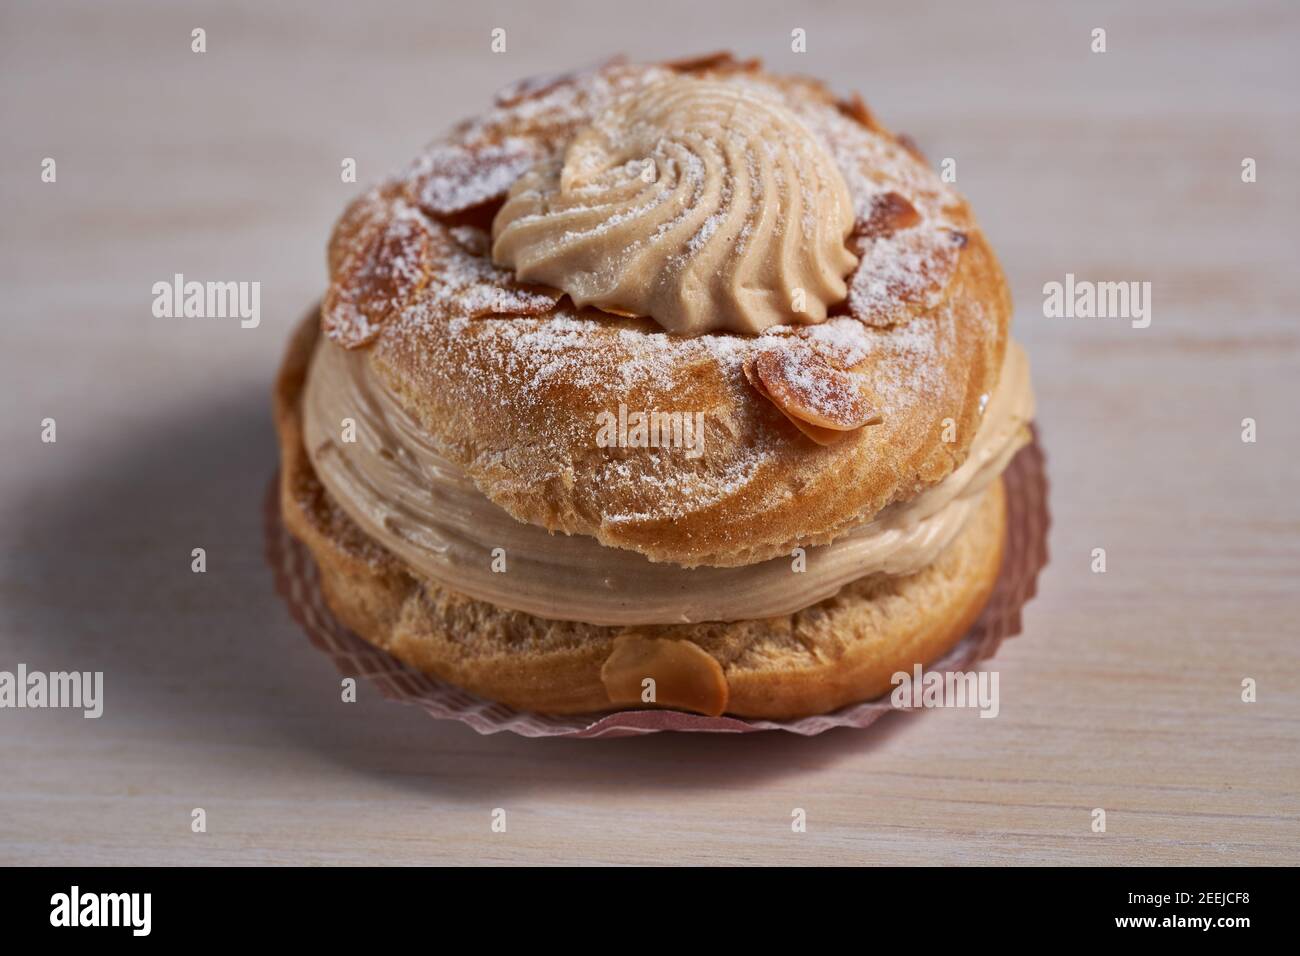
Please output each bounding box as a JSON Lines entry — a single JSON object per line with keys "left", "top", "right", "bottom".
{"left": 264, "top": 428, "right": 1050, "bottom": 738}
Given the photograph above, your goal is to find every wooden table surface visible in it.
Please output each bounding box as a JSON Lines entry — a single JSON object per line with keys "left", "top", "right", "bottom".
{"left": 2, "top": 0, "right": 1297, "bottom": 865}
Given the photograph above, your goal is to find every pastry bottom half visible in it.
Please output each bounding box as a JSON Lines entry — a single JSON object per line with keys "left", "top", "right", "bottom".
{"left": 275, "top": 317, "right": 1007, "bottom": 719}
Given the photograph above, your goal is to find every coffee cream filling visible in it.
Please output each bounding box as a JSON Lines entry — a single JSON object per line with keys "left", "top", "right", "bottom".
{"left": 302, "top": 340, "right": 1033, "bottom": 626}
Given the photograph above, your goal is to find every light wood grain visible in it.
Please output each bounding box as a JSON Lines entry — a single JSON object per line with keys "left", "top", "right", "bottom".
{"left": 1, "top": 0, "right": 1297, "bottom": 865}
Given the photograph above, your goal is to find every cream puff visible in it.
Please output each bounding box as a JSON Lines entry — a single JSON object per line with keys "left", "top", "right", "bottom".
{"left": 274, "top": 52, "right": 1034, "bottom": 719}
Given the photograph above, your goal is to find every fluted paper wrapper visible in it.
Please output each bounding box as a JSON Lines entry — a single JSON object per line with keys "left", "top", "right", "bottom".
{"left": 265, "top": 431, "right": 1050, "bottom": 738}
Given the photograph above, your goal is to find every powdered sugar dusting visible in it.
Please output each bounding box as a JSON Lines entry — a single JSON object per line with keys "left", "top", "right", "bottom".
{"left": 324, "top": 57, "right": 991, "bottom": 535}
{"left": 780, "top": 83, "right": 967, "bottom": 328}
{"left": 412, "top": 138, "right": 543, "bottom": 216}
{"left": 407, "top": 64, "right": 673, "bottom": 218}
{"left": 848, "top": 228, "right": 965, "bottom": 327}
{"left": 324, "top": 192, "right": 559, "bottom": 346}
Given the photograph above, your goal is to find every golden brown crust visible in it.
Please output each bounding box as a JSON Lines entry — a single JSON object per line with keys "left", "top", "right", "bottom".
{"left": 317, "top": 53, "right": 1012, "bottom": 568}
{"left": 275, "top": 316, "right": 1006, "bottom": 718}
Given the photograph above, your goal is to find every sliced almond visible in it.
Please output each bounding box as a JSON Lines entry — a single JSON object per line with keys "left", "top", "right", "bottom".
{"left": 855, "top": 190, "right": 921, "bottom": 239}
{"left": 593, "top": 303, "right": 643, "bottom": 320}
{"left": 412, "top": 137, "right": 543, "bottom": 218}
{"left": 895, "top": 133, "right": 928, "bottom": 164}
{"left": 324, "top": 197, "right": 560, "bottom": 348}
{"left": 836, "top": 93, "right": 884, "bottom": 133}
{"left": 791, "top": 325, "right": 870, "bottom": 371}
{"left": 323, "top": 207, "right": 434, "bottom": 349}
{"left": 847, "top": 226, "right": 962, "bottom": 328}
{"left": 743, "top": 361, "right": 845, "bottom": 445}
{"left": 746, "top": 344, "right": 881, "bottom": 445}
{"left": 494, "top": 57, "right": 626, "bottom": 108}
{"left": 601, "top": 634, "right": 729, "bottom": 717}
{"left": 665, "top": 51, "right": 758, "bottom": 74}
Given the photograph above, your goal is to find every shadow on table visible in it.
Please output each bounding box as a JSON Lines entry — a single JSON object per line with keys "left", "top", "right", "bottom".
{"left": 8, "top": 379, "right": 922, "bottom": 801}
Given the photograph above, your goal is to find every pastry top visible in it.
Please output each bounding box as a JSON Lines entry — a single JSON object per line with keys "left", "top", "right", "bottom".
{"left": 320, "top": 53, "right": 1011, "bottom": 567}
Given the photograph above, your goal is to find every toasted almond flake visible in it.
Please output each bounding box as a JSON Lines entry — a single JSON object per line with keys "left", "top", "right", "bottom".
{"left": 855, "top": 190, "right": 921, "bottom": 239}
{"left": 744, "top": 344, "right": 881, "bottom": 444}
{"left": 323, "top": 204, "right": 434, "bottom": 348}
{"left": 412, "top": 137, "right": 545, "bottom": 217}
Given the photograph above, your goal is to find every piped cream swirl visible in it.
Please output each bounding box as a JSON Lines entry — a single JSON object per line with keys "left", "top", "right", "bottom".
{"left": 491, "top": 76, "right": 858, "bottom": 336}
